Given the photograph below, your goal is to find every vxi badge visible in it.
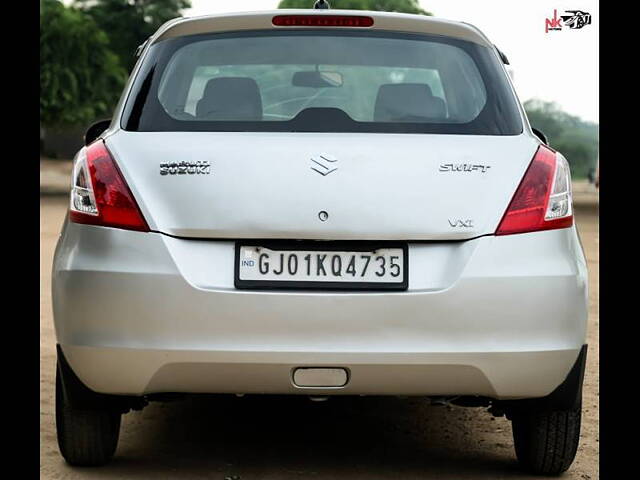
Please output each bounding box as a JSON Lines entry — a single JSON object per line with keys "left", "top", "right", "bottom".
{"left": 160, "top": 161, "right": 211, "bottom": 175}
{"left": 449, "top": 219, "right": 474, "bottom": 228}
{"left": 439, "top": 163, "right": 491, "bottom": 173}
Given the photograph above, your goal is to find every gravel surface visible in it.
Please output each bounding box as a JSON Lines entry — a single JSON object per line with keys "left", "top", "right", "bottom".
{"left": 40, "top": 196, "right": 598, "bottom": 479}
{"left": 40, "top": 158, "right": 72, "bottom": 195}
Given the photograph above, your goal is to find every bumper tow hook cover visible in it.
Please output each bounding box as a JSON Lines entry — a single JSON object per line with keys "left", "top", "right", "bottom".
{"left": 293, "top": 368, "right": 348, "bottom": 388}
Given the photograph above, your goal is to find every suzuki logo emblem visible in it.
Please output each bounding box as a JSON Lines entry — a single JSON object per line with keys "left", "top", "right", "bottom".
{"left": 310, "top": 154, "right": 338, "bottom": 176}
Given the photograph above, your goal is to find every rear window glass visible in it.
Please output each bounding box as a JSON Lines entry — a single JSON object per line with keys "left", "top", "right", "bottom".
{"left": 123, "top": 30, "right": 522, "bottom": 135}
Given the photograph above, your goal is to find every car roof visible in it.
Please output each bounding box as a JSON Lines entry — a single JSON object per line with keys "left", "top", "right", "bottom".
{"left": 150, "top": 10, "right": 494, "bottom": 47}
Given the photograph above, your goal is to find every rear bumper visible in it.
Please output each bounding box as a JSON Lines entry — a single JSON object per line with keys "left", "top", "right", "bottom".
{"left": 60, "top": 345, "right": 582, "bottom": 399}
{"left": 52, "top": 221, "right": 588, "bottom": 398}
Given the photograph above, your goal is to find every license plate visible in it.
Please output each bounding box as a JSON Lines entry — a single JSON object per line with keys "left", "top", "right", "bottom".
{"left": 235, "top": 243, "right": 408, "bottom": 290}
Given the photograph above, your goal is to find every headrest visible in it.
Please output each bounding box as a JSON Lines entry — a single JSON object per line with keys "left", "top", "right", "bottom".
{"left": 374, "top": 83, "right": 446, "bottom": 122}
{"left": 196, "top": 77, "right": 262, "bottom": 121}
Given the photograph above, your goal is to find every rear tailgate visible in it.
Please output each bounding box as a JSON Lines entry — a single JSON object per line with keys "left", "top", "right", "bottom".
{"left": 106, "top": 131, "right": 538, "bottom": 240}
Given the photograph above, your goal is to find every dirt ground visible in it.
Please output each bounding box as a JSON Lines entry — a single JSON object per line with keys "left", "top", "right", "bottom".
{"left": 40, "top": 195, "right": 599, "bottom": 480}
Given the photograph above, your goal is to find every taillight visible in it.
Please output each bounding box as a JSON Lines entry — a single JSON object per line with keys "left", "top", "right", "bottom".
{"left": 272, "top": 15, "right": 374, "bottom": 27}
{"left": 69, "top": 141, "right": 149, "bottom": 232}
{"left": 496, "top": 145, "right": 573, "bottom": 236}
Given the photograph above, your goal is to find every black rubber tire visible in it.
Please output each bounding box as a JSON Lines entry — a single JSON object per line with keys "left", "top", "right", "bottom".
{"left": 511, "top": 407, "right": 581, "bottom": 475}
{"left": 55, "top": 368, "right": 121, "bottom": 466}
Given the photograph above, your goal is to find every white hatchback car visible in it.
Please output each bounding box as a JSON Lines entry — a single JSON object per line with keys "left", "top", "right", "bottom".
{"left": 52, "top": 9, "right": 588, "bottom": 475}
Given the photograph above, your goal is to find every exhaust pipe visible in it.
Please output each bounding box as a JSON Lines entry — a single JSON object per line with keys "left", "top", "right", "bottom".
{"left": 309, "top": 396, "right": 329, "bottom": 402}
{"left": 428, "top": 396, "right": 458, "bottom": 407}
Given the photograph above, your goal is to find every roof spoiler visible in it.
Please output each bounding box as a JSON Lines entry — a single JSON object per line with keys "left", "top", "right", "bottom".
{"left": 135, "top": 37, "right": 150, "bottom": 58}
{"left": 494, "top": 45, "right": 510, "bottom": 65}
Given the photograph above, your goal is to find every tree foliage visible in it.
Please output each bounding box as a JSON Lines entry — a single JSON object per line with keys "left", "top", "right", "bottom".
{"left": 524, "top": 99, "right": 598, "bottom": 179}
{"left": 74, "top": 0, "right": 191, "bottom": 72}
{"left": 40, "top": 0, "right": 127, "bottom": 126}
{"left": 278, "top": 0, "right": 432, "bottom": 15}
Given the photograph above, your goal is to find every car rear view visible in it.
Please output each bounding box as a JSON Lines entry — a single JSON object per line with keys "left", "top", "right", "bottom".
{"left": 52, "top": 9, "right": 588, "bottom": 475}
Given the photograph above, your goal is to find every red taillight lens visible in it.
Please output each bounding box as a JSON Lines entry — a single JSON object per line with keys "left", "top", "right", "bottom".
{"left": 272, "top": 15, "right": 374, "bottom": 27}
{"left": 496, "top": 145, "right": 573, "bottom": 236}
{"left": 69, "top": 141, "right": 149, "bottom": 232}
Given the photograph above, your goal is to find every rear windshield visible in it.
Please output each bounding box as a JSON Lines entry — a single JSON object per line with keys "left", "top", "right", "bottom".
{"left": 122, "top": 30, "right": 522, "bottom": 135}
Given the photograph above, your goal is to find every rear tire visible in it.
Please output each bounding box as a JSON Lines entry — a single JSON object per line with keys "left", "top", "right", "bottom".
{"left": 511, "top": 407, "right": 581, "bottom": 475}
{"left": 55, "top": 368, "right": 121, "bottom": 466}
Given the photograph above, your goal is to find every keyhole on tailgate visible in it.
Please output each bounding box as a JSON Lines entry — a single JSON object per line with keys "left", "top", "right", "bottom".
{"left": 318, "top": 211, "right": 329, "bottom": 222}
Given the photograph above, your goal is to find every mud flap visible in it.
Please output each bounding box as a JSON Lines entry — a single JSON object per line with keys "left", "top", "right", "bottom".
{"left": 56, "top": 344, "right": 146, "bottom": 413}
{"left": 495, "top": 344, "right": 587, "bottom": 416}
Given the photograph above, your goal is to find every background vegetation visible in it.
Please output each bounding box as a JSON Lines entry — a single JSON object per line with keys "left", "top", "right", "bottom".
{"left": 74, "top": 0, "right": 191, "bottom": 72}
{"left": 524, "top": 100, "right": 598, "bottom": 178}
{"left": 40, "top": 0, "right": 127, "bottom": 126}
{"left": 40, "top": 0, "right": 597, "bottom": 177}
{"left": 40, "top": 0, "right": 190, "bottom": 128}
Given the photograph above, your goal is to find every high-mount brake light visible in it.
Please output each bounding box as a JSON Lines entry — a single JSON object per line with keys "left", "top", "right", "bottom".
{"left": 69, "top": 141, "right": 149, "bottom": 232}
{"left": 272, "top": 15, "right": 374, "bottom": 27}
{"left": 495, "top": 145, "right": 573, "bottom": 236}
